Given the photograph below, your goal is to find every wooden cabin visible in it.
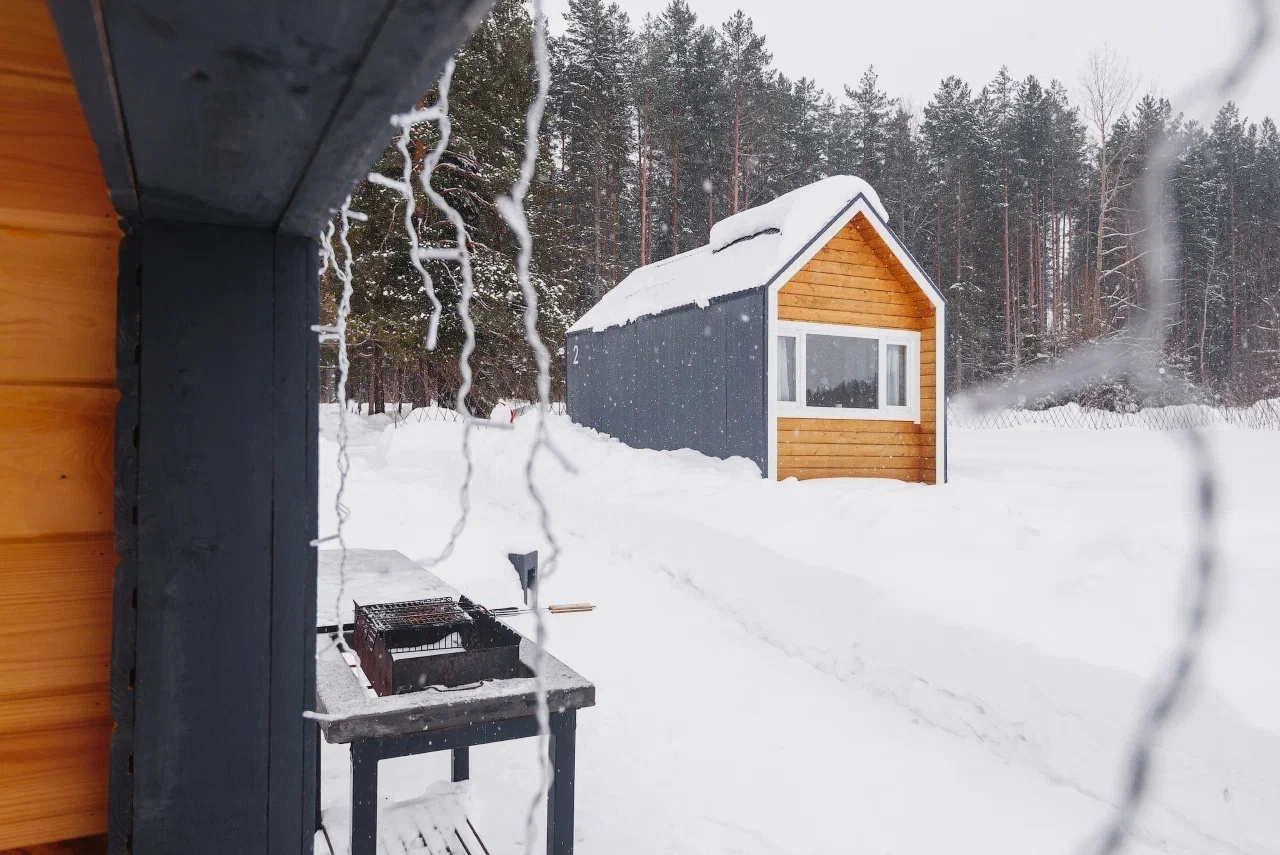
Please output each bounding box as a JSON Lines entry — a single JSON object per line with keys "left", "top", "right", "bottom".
{"left": 0, "top": 1, "right": 489, "bottom": 852}
{"left": 566, "top": 176, "right": 946, "bottom": 484}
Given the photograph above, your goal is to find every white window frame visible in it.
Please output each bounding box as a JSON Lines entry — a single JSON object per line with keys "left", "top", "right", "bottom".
{"left": 774, "top": 320, "right": 921, "bottom": 423}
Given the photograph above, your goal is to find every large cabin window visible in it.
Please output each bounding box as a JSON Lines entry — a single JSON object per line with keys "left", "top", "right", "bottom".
{"left": 806, "top": 334, "right": 878, "bottom": 409}
{"left": 775, "top": 321, "right": 920, "bottom": 422}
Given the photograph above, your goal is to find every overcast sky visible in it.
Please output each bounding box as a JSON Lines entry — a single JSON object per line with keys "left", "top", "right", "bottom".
{"left": 544, "top": 0, "right": 1280, "bottom": 125}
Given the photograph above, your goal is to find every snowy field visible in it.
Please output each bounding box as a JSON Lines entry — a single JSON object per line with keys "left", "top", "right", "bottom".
{"left": 316, "top": 408, "right": 1280, "bottom": 855}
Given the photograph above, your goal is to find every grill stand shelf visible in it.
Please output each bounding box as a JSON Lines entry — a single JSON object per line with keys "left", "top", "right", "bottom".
{"left": 315, "top": 550, "right": 596, "bottom": 855}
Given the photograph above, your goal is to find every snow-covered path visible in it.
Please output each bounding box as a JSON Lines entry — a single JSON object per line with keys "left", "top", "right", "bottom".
{"left": 317, "top": 410, "right": 1280, "bottom": 855}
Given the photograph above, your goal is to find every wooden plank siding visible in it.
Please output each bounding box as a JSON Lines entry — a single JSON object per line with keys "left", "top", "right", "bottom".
{"left": 0, "top": 0, "right": 119, "bottom": 849}
{"left": 776, "top": 214, "right": 937, "bottom": 483}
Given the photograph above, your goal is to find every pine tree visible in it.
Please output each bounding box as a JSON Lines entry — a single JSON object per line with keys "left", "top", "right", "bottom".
{"left": 719, "top": 12, "right": 771, "bottom": 214}
{"left": 836, "top": 66, "right": 893, "bottom": 187}
{"left": 330, "top": 0, "right": 568, "bottom": 413}
{"left": 553, "top": 0, "right": 636, "bottom": 304}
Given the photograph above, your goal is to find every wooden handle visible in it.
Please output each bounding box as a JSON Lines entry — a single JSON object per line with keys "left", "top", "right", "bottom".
{"left": 548, "top": 603, "right": 595, "bottom": 614}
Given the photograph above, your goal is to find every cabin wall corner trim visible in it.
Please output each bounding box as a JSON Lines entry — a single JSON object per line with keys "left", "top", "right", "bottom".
{"left": 109, "top": 225, "right": 141, "bottom": 852}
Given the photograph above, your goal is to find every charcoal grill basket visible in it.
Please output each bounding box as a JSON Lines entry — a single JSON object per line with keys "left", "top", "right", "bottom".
{"left": 352, "top": 597, "right": 523, "bottom": 695}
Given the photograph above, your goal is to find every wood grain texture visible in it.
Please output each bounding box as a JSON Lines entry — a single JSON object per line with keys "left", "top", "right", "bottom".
{"left": 779, "top": 440, "right": 923, "bottom": 455}
{"left": 0, "top": 386, "right": 116, "bottom": 538}
{"left": 0, "top": 0, "right": 72, "bottom": 81}
{"left": 779, "top": 417, "right": 913, "bottom": 434}
{"left": 0, "top": 835, "right": 107, "bottom": 855}
{"left": 0, "top": 536, "right": 114, "bottom": 705}
{"left": 777, "top": 214, "right": 938, "bottom": 483}
{"left": 0, "top": 723, "right": 111, "bottom": 849}
{"left": 0, "top": 71, "right": 117, "bottom": 235}
{"left": 780, "top": 281, "right": 926, "bottom": 305}
{"left": 778, "top": 292, "right": 922, "bottom": 314}
{"left": 0, "top": 226, "right": 117, "bottom": 384}
{"left": 778, "top": 465, "right": 922, "bottom": 480}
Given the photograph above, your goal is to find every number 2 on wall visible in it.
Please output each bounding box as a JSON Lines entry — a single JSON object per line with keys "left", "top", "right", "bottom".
{"left": 572, "top": 344, "right": 579, "bottom": 365}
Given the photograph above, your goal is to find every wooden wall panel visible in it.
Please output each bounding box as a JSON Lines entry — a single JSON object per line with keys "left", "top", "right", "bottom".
{"left": 776, "top": 215, "right": 938, "bottom": 483}
{"left": 0, "top": 67, "right": 116, "bottom": 236}
{"left": 0, "top": 0, "right": 72, "bottom": 81}
{"left": 0, "top": 723, "right": 112, "bottom": 849}
{"left": 0, "top": 0, "right": 118, "bottom": 847}
{"left": 0, "top": 227, "right": 117, "bottom": 384}
{"left": 0, "top": 386, "right": 115, "bottom": 538}
{"left": 0, "top": 536, "right": 114, "bottom": 704}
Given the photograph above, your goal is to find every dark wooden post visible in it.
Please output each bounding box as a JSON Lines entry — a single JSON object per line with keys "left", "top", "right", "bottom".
{"left": 129, "top": 221, "right": 318, "bottom": 850}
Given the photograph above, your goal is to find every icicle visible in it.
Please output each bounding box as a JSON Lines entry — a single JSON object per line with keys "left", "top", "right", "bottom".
{"left": 368, "top": 111, "right": 443, "bottom": 351}
{"left": 361, "top": 59, "right": 481, "bottom": 569}
{"left": 316, "top": 200, "right": 360, "bottom": 653}
{"left": 410, "top": 59, "right": 481, "bottom": 570}
{"left": 491, "top": 1, "right": 564, "bottom": 852}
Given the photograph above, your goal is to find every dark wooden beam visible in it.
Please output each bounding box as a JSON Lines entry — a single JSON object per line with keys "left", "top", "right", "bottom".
{"left": 124, "top": 221, "right": 320, "bottom": 852}
{"left": 50, "top": 0, "right": 496, "bottom": 233}
{"left": 278, "top": 0, "right": 495, "bottom": 235}
{"left": 133, "top": 221, "right": 277, "bottom": 850}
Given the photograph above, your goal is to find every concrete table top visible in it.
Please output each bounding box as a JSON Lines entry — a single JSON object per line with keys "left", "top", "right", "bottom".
{"left": 315, "top": 550, "right": 595, "bottom": 744}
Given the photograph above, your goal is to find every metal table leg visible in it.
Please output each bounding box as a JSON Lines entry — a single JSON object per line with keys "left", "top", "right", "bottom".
{"left": 315, "top": 725, "right": 324, "bottom": 830}
{"left": 451, "top": 746, "right": 470, "bottom": 782}
{"left": 336, "top": 714, "right": 575, "bottom": 855}
{"left": 350, "top": 741, "right": 380, "bottom": 855}
{"left": 546, "top": 711, "right": 578, "bottom": 855}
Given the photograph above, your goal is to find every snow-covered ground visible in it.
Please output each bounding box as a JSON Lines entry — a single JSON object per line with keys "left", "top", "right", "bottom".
{"left": 316, "top": 408, "right": 1280, "bottom": 855}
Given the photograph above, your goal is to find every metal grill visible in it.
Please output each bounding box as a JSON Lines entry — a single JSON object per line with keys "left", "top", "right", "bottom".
{"left": 352, "top": 597, "right": 522, "bottom": 695}
{"left": 355, "top": 597, "right": 474, "bottom": 653}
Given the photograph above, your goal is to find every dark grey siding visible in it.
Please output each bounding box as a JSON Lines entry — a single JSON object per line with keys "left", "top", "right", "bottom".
{"left": 566, "top": 289, "right": 767, "bottom": 473}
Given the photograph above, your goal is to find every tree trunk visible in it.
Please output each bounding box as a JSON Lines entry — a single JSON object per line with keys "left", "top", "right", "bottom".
{"left": 1002, "top": 178, "right": 1011, "bottom": 350}
{"left": 708, "top": 182, "right": 714, "bottom": 239}
{"left": 1091, "top": 127, "right": 1107, "bottom": 340}
{"left": 732, "top": 92, "right": 741, "bottom": 213}
{"left": 934, "top": 200, "right": 942, "bottom": 292}
{"left": 639, "top": 93, "right": 650, "bottom": 267}
{"left": 593, "top": 171, "right": 602, "bottom": 299}
{"left": 371, "top": 345, "right": 386, "bottom": 417}
{"left": 671, "top": 125, "right": 680, "bottom": 257}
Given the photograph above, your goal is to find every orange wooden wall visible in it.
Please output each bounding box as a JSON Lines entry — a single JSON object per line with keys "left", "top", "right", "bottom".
{"left": 0, "top": 0, "right": 119, "bottom": 847}
{"left": 776, "top": 213, "right": 937, "bottom": 483}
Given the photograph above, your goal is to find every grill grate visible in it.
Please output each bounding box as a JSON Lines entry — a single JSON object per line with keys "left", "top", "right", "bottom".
{"left": 356, "top": 597, "right": 474, "bottom": 653}
{"left": 351, "top": 596, "right": 522, "bottom": 695}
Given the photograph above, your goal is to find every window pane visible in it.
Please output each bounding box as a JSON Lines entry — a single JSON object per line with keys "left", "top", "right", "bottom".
{"left": 887, "top": 343, "right": 907, "bottom": 407}
{"left": 805, "top": 334, "right": 878, "bottom": 409}
{"left": 776, "top": 336, "right": 796, "bottom": 402}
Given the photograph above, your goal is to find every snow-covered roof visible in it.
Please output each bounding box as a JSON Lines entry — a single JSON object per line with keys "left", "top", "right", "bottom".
{"left": 569, "top": 176, "right": 889, "bottom": 334}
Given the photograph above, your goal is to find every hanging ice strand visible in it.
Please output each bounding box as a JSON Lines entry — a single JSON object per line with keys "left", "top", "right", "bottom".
{"left": 493, "top": 1, "right": 561, "bottom": 852}
{"left": 367, "top": 88, "right": 446, "bottom": 351}
{"left": 315, "top": 198, "right": 364, "bottom": 652}
{"left": 370, "top": 59, "right": 482, "bottom": 566}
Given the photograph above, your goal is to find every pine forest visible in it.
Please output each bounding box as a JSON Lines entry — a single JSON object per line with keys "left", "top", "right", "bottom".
{"left": 328, "top": 0, "right": 1280, "bottom": 413}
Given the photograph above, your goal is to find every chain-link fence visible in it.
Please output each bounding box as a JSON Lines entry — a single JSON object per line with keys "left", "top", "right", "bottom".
{"left": 357, "top": 397, "right": 1280, "bottom": 431}
{"left": 950, "top": 397, "right": 1280, "bottom": 430}
{"left": 329, "top": 400, "right": 569, "bottom": 424}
